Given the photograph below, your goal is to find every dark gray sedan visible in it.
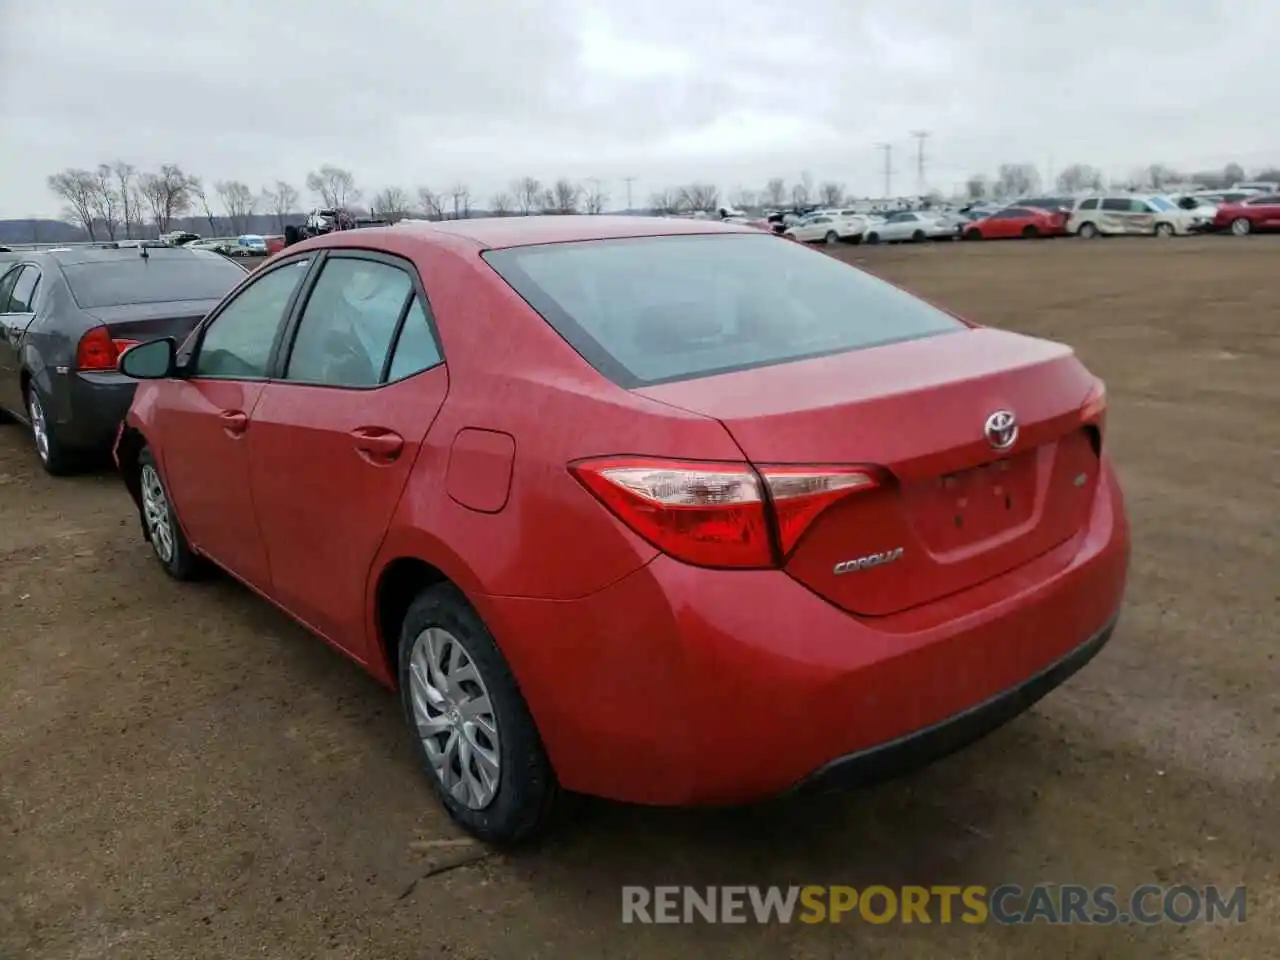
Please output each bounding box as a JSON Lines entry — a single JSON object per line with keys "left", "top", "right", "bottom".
{"left": 0, "top": 246, "right": 248, "bottom": 474}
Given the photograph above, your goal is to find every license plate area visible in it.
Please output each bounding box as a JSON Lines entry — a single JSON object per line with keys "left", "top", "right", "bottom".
{"left": 904, "top": 450, "right": 1039, "bottom": 554}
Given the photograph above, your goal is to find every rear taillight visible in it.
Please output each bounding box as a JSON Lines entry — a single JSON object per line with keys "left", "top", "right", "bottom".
{"left": 759, "top": 465, "right": 880, "bottom": 555}
{"left": 570, "top": 457, "right": 880, "bottom": 568}
{"left": 75, "top": 327, "right": 139, "bottom": 371}
{"left": 1081, "top": 381, "right": 1107, "bottom": 456}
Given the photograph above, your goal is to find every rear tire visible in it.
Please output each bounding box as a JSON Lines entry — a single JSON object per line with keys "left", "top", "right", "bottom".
{"left": 964, "top": 228, "right": 983, "bottom": 241}
{"left": 399, "top": 583, "right": 560, "bottom": 846}
{"left": 911, "top": 229, "right": 927, "bottom": 242}
{"left": 1230, "top": 217, "right": 1251, "bottom": 236}
{"left": 865, "top": 232, "right": 880, "bottom": 244}
{"left": 137, "top": 447, "right": 203, "bottom": 580}
{"left": 824, "top": 230, "right": 840, "bottom": 246}
{"left": 25, "top": 383, "right": 79, "bottom": 477}
{"left": 1021, "top": 225, "right": 1039, "bottom": 239}
{"left": 1077, "top": 222, "right": 1099, "bottom": 239}
{"left": 1154, "top": 222, "right": 1175, "bottom": 238}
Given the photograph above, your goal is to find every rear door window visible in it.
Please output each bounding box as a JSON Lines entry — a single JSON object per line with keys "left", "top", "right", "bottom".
{"left": 484, "top": 233, "right": 964, "bottom": 388}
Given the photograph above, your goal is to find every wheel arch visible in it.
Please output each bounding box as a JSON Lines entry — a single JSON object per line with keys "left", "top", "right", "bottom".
{"left": 367, "top": 534, "right": 491, "bottom": 689}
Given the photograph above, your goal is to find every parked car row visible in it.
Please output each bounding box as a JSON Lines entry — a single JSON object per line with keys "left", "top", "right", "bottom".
{"left": 1, "top": 216, "right": 1129, "bottom": 847}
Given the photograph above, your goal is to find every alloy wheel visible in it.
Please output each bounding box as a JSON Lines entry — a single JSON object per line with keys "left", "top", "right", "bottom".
{"left": 27, "top": 391, "right": 49, "bottom": 464}
{"left": 408, "top": 627, "right": 502, "bottom": 810}
{"left": 139, "top": 464, "right": 175, "bottom": 564}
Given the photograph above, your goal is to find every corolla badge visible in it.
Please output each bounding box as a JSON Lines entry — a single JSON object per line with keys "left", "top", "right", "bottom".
{"left": 833, "top": 547, "right": 904, "bottom": 575}
{"left": 984, "top": 409, "right": 1018, "bottom": 450}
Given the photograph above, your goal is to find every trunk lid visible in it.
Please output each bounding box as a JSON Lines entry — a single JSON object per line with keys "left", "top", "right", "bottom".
{"left": 88, "top": 299, "right": 221, "bottom": 344}
{"left": 635, "top": 327, "right": 1102, "bottom": 616}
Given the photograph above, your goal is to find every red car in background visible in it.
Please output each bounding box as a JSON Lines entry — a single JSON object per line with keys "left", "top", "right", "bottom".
{"left": 112, "top": 217, "right": 1128, "bottom": 844}
{"left": 963, "top": 206, "right": 1069, "bottom": 240}
{"left": 1212, "top": 194, "right": 1280, "bottom": 235}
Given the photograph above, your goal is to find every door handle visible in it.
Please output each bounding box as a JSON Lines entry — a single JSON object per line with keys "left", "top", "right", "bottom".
{"left": 219, "top": 410, "right": 249, "bottom": 436}
{"left": 350, "top": 427, "right": 404, "bottom": 461}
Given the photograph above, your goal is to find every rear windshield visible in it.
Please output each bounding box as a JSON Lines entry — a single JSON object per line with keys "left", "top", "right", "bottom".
{"left": 63, "top": 255, "right": 246, "bottom": 309}
{"left": 483, "top": 233, "right": 963, "bottom": 387}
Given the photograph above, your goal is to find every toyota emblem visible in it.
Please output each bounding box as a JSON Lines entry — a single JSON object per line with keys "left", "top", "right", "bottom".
{"left": 984, "top": 410, "right": 1018, "bottom": 450}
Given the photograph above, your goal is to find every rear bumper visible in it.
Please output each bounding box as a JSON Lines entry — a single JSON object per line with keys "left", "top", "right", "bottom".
{"left": 789, "top": 613, "right": 1117, "bottom": 795}
{"left": 57, "top": 371, "right": 136, "bottom": 451}
{"left": 481, "top": 460, "right": 1130, "bottom": 807}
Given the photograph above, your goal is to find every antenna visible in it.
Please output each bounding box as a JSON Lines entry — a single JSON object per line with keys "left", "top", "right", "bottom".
{"left": 623, "top": 176, "right": 637, "bottom": 211}
{"left": 877, "top": 143, "right": 893, "bottom": 199}
{"left": 910, "top": 130, "right": 930, "bottom": 196}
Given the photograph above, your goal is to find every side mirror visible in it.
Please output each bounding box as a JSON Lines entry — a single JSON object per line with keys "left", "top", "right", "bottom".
{"left": 119, "top": 337, "right": 177, "bottom": 379}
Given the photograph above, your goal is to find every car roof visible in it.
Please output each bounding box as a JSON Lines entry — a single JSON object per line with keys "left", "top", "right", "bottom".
{"left": 387, "top": 214, "right": 759, "bottom": 249}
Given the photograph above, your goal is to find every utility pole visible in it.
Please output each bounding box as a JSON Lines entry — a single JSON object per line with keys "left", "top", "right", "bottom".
{"left": 910, "top": 130, "right": 929, "bottom": 197}
{"left": 877, "top": 143, "right": 892, "bottom": 199}
{"left": 622, "top": 176, "right": 637, "bottom": 212}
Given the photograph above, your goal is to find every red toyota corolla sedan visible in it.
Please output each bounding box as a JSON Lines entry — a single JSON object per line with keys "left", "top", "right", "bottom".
{"left": 113, "top": 216, "right": 1129, "bottom": 844}
{"left": 963, "top": 206, "right": 1069, "bottom": 240}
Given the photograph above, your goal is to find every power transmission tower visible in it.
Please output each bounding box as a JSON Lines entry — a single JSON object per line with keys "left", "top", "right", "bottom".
{"left": 910, "top": 130, "right": 930, "bottom": 196}
{"left": 622, "top": 176, "right": 637, "bottom": 211}
{"left": 877, "top": 144, "right": 892, "bottom": 199}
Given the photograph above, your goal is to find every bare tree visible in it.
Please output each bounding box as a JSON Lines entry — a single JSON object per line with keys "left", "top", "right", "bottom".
{"left": 89, "top": 165, "right": 120, "bottom": 240}
{"left": 649, "top": 188, "right": 680, "bottom": 214}
{"left": 537, "top": 188, "right": 557, "bottom": 213}
{"left": 448, "top": 184, "right": 471, "bottom": 219}
{"left": 138, "top": 164, "right": 192, "bottom": 234}
{"left": 799, "top": 171, "right": 814, "bottom": 202}
{"left": 730, "top": 187, "right": 756, "bottom": 209}
{"left": 1144, "top": 163, "right": 1180, "bottom": 190}
{"left": 790, "top": 181, "right": 810, "bottom": 207}
{"left": 511, "top": 177, "right": 542, "bottom": 215}
{"left": 965, "top": 174, "right": 988, "bottom": 200}
{"left": 1055, "top": 164, "right": 1103, "bottom": 194}
{"left": 550, "top": 178, "right": 582, "bottom": 214}
{"left": 489, "top": 191, "right": 513, "bottom": 215}
{"left": 370, "top": 186, "right": 411, "bottom": 222}
{"left": 1254, "top": 167, "right": 1280, "bottom": 183}
{"left": 678, "top": 182, "right": 719, "bottom": 212}
{"left": 764, "top": 178, "right": 786, "bottom": 208}
{"left": 1222, "top": 162, "right": 1246, "bottom": 186}
{"left": 417, "top": 187, "right": 444, "bottom": 220}
{"left": 47, "top": 168, "right": 98, "bottom": 239}
{"left": 583, "top": 181, "right": 608, "bottom": 214}
{"left": 188, "top": 176, "right": 219, "bottom": 235}
{"left": 266, "top": 180, "right": 298, "bottom": 232}
{"left": 216, "top": 180, "right": 256, "bottom": 234}
{"left": 995, "top": 163, "right": 1040, "bottom": 199}
{"left": 306, "top": 164, "right": 359, "bottom": 208}
{"left": 110, "top": 161, "right": 136, "bottom": 238}
{"left": 818, "top": 182, "right": 844, "bottom": 207}
{"left": 127, "top": 185, "right": 148, "bottom": 238}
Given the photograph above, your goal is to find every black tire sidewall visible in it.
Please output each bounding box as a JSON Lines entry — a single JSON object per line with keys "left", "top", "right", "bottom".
{"left": 397, "top": 584, "right": 557, "bottom": 846}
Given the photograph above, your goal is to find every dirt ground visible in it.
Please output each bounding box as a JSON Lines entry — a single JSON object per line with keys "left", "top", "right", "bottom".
{"left": 1, "top": 235, "right": 1277, "bottom": 960}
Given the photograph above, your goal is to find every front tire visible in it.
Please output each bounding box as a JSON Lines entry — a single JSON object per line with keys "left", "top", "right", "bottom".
{"left": 824, "top": 230, "right": 840, "bottom": 246}
{"left": 399, "top": 584, "right": 559, "bottom": 846}
{"left": 964, "top": 228, "right": 982, "bottom": 241}
{"left": 1154, "top": 222, "right": 1175, "bottom": 238}
{"left": 1021, "top": 225, "right": 1039, "bottom": 239}
{"left": 137, "top": 447, "right": 203, "bottom": 580}
{"left": 865, "top": 232, "right": 880, "bottom": 244}
{"left": 1077, "top": 222, "right": 1099, "bottom": 239}
{"left": 1231, "top": 217, "right": 1251, "bottom": 236}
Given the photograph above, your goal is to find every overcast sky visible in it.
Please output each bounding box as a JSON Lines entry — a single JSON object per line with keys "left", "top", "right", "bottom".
{"left": 2, "top": 0, "right": 1279, "bottom": 217}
